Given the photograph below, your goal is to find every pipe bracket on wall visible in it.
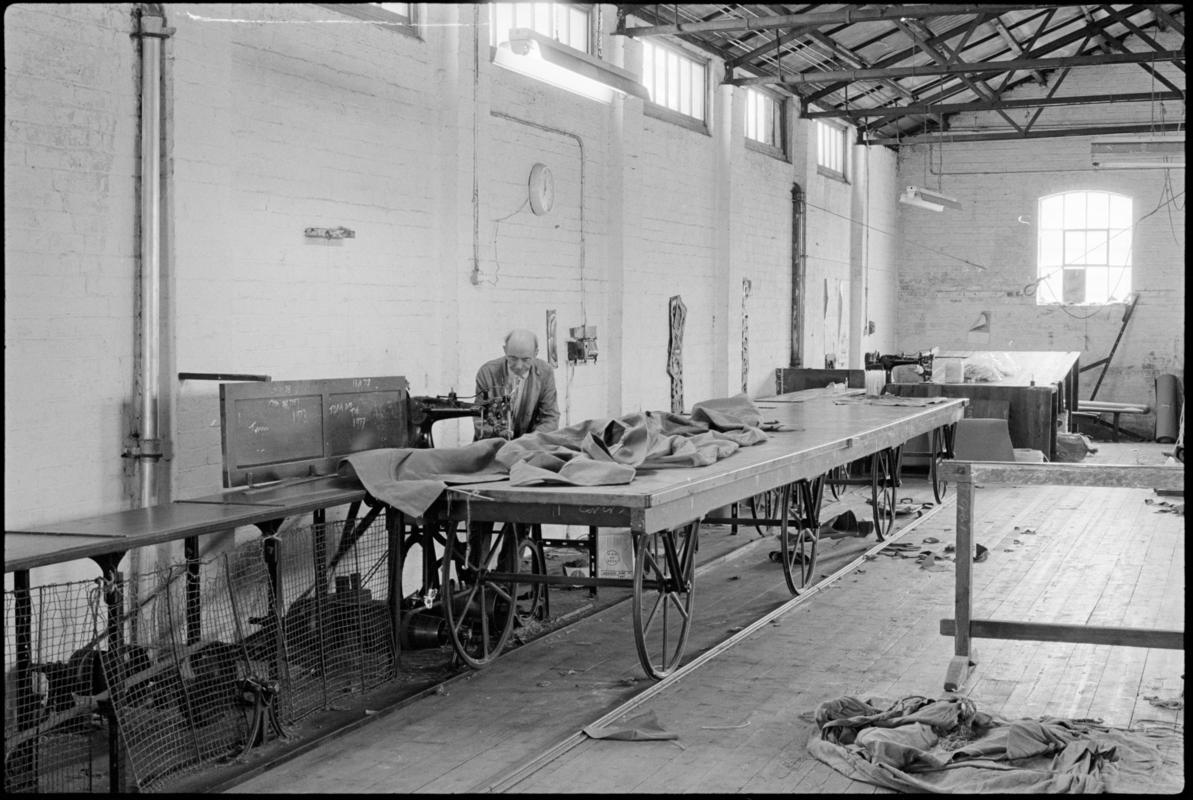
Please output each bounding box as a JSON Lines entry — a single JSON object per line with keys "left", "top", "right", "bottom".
{"left": 122, "top": 434, "right": 165, "bottom": 461}
{"left": 305, "top": 226, "right": 356, "bottom": 240}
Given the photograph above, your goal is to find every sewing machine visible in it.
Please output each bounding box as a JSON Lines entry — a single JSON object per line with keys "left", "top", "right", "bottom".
{"left": 865, "top": 350, "right": 935, "bottom": 383}
{"left": 410, "top": 391, "right": 519, "bottom": 447}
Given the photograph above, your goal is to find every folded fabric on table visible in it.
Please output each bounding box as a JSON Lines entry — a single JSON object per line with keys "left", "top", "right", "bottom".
{"left": 497, "top": 396, "right": 769, "bottom": 485}
{"left": 807, "top": 694, "right": 1183, "bottom": 794}
{"left": 339, "top": 438, "right": 508, "bottom": 517}
{"left": 340, "top": 395, "right": 772, "bottom": 503}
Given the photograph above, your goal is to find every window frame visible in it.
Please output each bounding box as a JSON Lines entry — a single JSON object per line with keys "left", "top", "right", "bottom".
{"left": 744, "top": 87, "right": 787, "bottom": 160}
{"left": 317, "top": 3, "right": 419, "bottom": 38}
{"left": 640, "top": 37, "right": 710, "bottom": 134}
{"left": 816, "top": 119, "right": 849, "bottom": 182}
{"left": 1035, "top": 190, "right": 1133, "bottom": 306}
{"left": 490, "top": 2, "right": 595, "bottom": 54}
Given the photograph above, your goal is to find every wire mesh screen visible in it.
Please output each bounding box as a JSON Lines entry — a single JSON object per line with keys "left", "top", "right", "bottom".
{"left": 4, "top": 579, "right": 112, "bottom": 794}
{"left": 274, "top": 514, "right": 397, "bottom": 723}
{"left": 104, "top": 539, "right": 275, "bottom": 791}
{"left": 5, "top": 512, "right": 399, "bottom": 793}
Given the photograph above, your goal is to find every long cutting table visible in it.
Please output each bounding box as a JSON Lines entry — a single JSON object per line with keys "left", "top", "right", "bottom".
{"left": 6, "top": 392, "right": 965, "bottom": 680}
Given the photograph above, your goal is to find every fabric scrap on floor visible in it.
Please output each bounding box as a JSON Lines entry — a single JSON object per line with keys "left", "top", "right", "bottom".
{"left": 807, "top": 694, "right": 1183, "bottom": 793}
{"left": 583, "top": 710, "right": 678, "bottom": 741}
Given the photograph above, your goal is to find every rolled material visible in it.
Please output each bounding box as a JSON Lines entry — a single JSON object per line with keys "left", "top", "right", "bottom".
{"left": 1155, "top": 373, "right": 1182, "bottom": 443}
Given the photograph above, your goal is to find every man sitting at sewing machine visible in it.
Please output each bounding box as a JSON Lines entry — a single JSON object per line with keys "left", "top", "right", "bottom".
{"left": 474, "top": 329, "right": 560, "bottom": 440}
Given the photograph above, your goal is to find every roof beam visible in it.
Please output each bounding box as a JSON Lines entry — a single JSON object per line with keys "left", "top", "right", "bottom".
{"left": 803, "top": 29, "right": 917, "bottom": 101}
{"left": 804, "top": 90, "right": 1184, "bottom": 120}
{"left": 893, "top": 17, "right": 1025, "bottom": 133}
{"left": 804, "top": 5, "right": 1123, "bottom": 104}
{"left": 1098, "top": 3, "right": 1180, "bottom": 55}
{"left": 1022, "top": 66, "right": 1071, "bottom": 132}
{"left": 990, "top": 16, "right": 1048, "bottom": 84}
{"left": 1148, "top": 5, "right": 1184, "bottom": 35}
{"left": 1084, "top": 5, "right": 1186, "bottom": 92}
{"left": 617, "top": 5, "right": 1055, "bottom": 38}
{"left": 727, "top": 48, "right": 1185, "bottom": 85}
{"left": 865, "top": 120, "right": 1186, "bottom": 145}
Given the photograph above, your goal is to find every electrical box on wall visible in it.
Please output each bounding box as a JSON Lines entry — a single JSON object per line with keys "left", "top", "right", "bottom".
{"left": 566, "top": 325, "right": 598, "bottom": 365}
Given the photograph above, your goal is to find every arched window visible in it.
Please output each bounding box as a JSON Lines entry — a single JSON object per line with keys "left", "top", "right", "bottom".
{"left": 1036, "top": 191, "right": 1132, "bottom": 305}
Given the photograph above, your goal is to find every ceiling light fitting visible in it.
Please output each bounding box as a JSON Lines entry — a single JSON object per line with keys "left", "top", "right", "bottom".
{"left": 499, "top": 28, "right": 650, "bottom": 103}
{"left": 899, "top": 185, "right": 962, "bottom": 212}
{"left": 1090, "top": 136, "right": 1185, "bottom": 169}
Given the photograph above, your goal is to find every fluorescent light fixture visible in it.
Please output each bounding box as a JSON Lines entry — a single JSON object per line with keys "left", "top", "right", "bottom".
{"left": 899, "top": 185, "right": 962, "bottom": 212}
{"left": 496, "top": 28, "right": 650, "bottom": 104}
{"left": 1091, "top": 136, "right": 1184, "bottom": 169}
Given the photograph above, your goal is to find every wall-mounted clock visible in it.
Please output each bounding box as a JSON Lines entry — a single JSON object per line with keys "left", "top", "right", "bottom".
{"left": 528, "top": 162, "right": 554, "bottom": 215}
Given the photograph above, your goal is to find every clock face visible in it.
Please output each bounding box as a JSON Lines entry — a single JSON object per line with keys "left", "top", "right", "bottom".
{"left": 529, "top": 163, "right": 554, "bottom": 215}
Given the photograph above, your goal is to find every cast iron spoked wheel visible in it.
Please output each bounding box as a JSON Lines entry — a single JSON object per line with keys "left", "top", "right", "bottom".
{"left": 929, "top": 425, "right": 954, "bottom": 504}
{"left": 826, "top": 462, "right": 850, "bottom": 500}
{"left": 399, "top": 520, "right": 451, "bottom": 606}
{"left": 512, "top": 525, "right": 547, "bottom": 626}
{"left": 440, "top": 520, "right": 519, "bottom": 669}
{"left": 749, "top": 488, "right": 782, "bottom": 536}
{"left": 779, "top": 483, "right": 819, "bottom": 594}
{"left": 870, "top": 447, "right": 897, "bottom": 541}
{"left": 632, "top": 522, "right": 698, "bottom": 679}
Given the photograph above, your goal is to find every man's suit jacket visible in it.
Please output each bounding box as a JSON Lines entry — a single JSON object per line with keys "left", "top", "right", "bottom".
{"left": 474, "top": 356, "right": 560, "bottom": 439}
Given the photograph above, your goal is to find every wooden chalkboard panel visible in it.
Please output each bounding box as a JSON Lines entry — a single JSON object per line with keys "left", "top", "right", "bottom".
{"left": 220, "top": 376, "right": 411, "bottom": 487}
{"left": 775, "top": 367, "right": 864, "bottom": 393}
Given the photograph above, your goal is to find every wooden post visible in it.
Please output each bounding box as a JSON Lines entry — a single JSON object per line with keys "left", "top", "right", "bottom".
{"left": 944, "top": 464, "right": 976, "bottom": 692}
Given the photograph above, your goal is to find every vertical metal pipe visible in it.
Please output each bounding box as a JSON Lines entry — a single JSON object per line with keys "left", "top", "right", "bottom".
{"left": 790, "top": 183, "right": 805, "bottom": 367}
{"left": 138, "top": 5, "right": 165, "bottom": 507}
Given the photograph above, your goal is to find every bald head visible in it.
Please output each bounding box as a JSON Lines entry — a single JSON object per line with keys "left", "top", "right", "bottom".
{"left": 503, "top": 329, "right": 538, "bottom": 377}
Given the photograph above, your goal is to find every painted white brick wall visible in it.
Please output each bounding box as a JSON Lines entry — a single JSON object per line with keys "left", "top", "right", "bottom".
{"left": 895, "top": 32, "right": 1184, "bottom": 436}
{"left": 6, "top": 3, "right": 904, "bottom": 544}
{"left": 4, "top": 3, "right": 140, "bottom": 529}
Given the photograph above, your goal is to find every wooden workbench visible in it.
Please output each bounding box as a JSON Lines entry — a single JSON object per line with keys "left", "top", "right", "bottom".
{"left": 6, "top": 393, "right": 965, "bottom": 576}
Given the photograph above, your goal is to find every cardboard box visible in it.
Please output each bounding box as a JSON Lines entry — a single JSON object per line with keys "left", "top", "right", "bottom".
{"left": 596, "top": 529, "right": 634, "bottom": 579}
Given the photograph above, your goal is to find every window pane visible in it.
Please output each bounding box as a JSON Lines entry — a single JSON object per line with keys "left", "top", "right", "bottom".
{"left": 667, "top": 51, "right": 679, "bottom": 109}
{"left": 1063, "top": 231, "right": 1086, "bottom": 265}
{"left": 1109, "top": 193, "right": 1132, "bottom": 223}
{"left": 679, "top": 57, "right": 691, "bottom": 116}
{"left": 1038, "top": 270, "right": 1063, "bottom": 303}
{"left": 1039, "top": 230, "right": 1063, "bottom": 266}
{"left": 493, "top": 4, "right": 512, "bottom": 44}
{"left": 1039, "top": 195, "right": 1063, "bottom": 229}
{"left": 1108, "top": 228, "right": 1131, "bottom": 267}
{"left": 1062, "top": 268, "right": 1086, "bottom": 303}
{"left": 1108, "top": 267, "right": 1131, "bottom": 300}
{"left": 1084, "top": 267, "right": 1109, "bottom": 304}
{"left": 1063, "top": 192, "right": 1085, "bottom": 228}
{"left": 643, "top": 43, "right": 655, "bottom": 100}
{"left": 1086, "top": 231, "right": 1108, "bottom": 265}
{"left": 1086, "top": 192, "right": 1109, "bottom": 228}
{"left": 692, "top": 63, "right": 704, "bottom": 119}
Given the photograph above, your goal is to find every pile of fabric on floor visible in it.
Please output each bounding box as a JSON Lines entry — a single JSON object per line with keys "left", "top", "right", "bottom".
{"left": 338, "top": 394, "right": 771, "bottom": 516}
{"left": 808, "top": 694, "right": 1183, "bottom": 793}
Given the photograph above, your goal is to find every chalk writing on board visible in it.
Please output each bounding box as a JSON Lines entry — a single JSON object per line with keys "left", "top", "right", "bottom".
{"left": 220, "top": 377, "right": 411, "bottom": 487}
